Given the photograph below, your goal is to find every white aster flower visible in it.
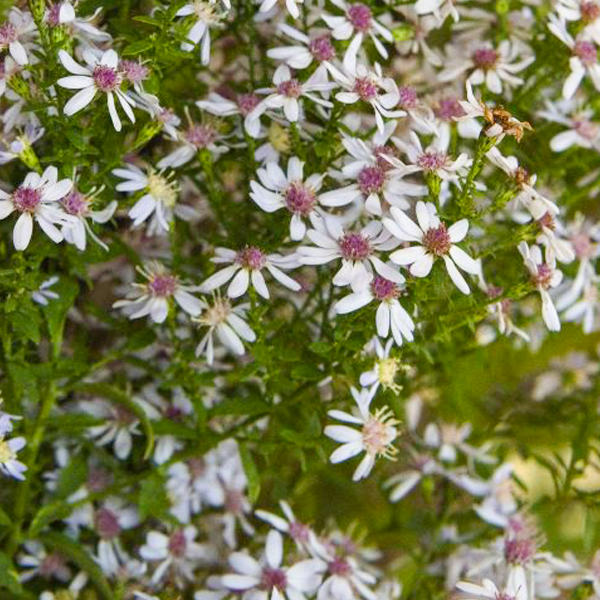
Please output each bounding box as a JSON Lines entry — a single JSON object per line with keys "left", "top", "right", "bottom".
{"left": 200, "top": 246, "right": 301, "bottom": 300}
{"left": 46, "top": 1, "right": 112, "bottom": 44}
{"left": 258, "top": 0, "right": 304, "bottom": 19}
{"left": 176, "top": 1, "right": 227, "bottom": 65}
{"left": 0, "top": 9, "right": 35, "bottom": 66}
{"left": 193, "top": 295, "right": 256, "bottom": 364}
{"left": 324, "top": 386, "right": 400, "bottom": 481}
{"left": 384, "top": 201, "right": 479, "bottom": 294}
{"left": 326, "top": 60, "right": 405, "bottom": 134}
{"left": 298, "top": 215, "right": 402, "bottom": 292}
{"left": 113, "top": 262, "right": 203, "bottom": 324}
{"left": 250, "top": 156, "right": 360, "bottom": 240}
{"left": 112, "top": 163, "right": 195, "bottom": 235}
{"left": 57, "top": 48, "right": 136, "bottom": 132}
{"left": 359, "top": 338, "right": 405, "bottom": 394}
{"left": 0, "top": 165, "right": 74, "bottom": 250}
{"left": 255, "top": 501, "right": 315, "bottom": 551}
{"left": 335, "top": 275, "right": 415, "bottom": 347}
{"left": 322, "top": 0, "right": 393, "bottom": 62}
{"left": 221, "top": 529, "right": 323, "bottom": 600}
{"left": 61, "top": 185, "right": 116, "bottom": 251}
{"left": 0, "top": 435, "right": 27, "bottom": 480}
{"left": 518, "top": 242, "right": 563, "bottom": 331}
{"left": 196, "top": 92, "right": 262, "bottom": 137}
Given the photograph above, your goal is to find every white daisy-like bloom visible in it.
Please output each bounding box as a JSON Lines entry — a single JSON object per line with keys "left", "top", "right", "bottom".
{"left": 474, "top": 463, "right": 518, "bottom": 528}
{"left": 392, "top": 130, "right": 471, "bottom": 182}
{"left": 554, "top": 0, "right": 600, "bottom": 44}
{"left": 335, "top": 275, "right": 415, "bottom": 347}
{"left": 196, "top": 93, "right": 262, "bottom": 137}
{"left": 92, "top": 498, "right": 139, "bottom": 577}
{"left": 0, "top": 165, "right": 74, "bottom": 251}
{"left": 413, "top": 0, "right": 461, "bottom": 23}
{"left": 324, "top": 386, "right": 399, "bottom": 481}
{"left": 438, "top": 40, "right": 534, "bottom": 95}
{"left": 266, "top": 24, "right": 336, "bottom": 78}
{"left": 57, "top": 48, "right": 136, "bottom": 132}
{"left": 0, "top": 122, "right": 45, "bottom": 166}
{"left": 60, "top": 185, "right": 117, "bottom": 251}
{"left": 113, "top": 262, "right": 203, "bottom": 324}
{"left": 193, "top": 295, "right": 256, "bottom": 365}
{"left": 255, "top": 501, "right": 315, "bottom": 552}
{"left": 176, "top": 1, "right": 227, "bottom": 65}
{"left": 326, "top": 60, "right": 405, "bottom": 134}
{"left": 359, "top": 338, "right": 405, "bottom": 394}
{"left": 0, "top": 9, "right": 35, "bottom": 66}
{"left": 258, "top": 0, "right": 304, "bottom": 19}
{"left": 249, "top": 65, "right": 335, "bottom": 127}
{"left": 112, "top": 163, "right": 196, "bottom": 235}
{"left": 340, "top": 124, "right": 426, "bottom": 216}
{"left": 298, "top": 215, "right": 402, "bottom": 293}
{"left": 548, "top": 16, "right": 600, "bottom": 99}
{"left": 0, "top": 435, "right": 27, "bottom": 480}
{"left": 455, "top": 576, "right": 525, "bottom": 600}
{"left": 518, "top": 241, "right": 563, "bottom": 331}
{"left": 322, "top": 0, "right": 393, "bottom": 62}
{"left": 46, "top": 1, "right": 112, "bottom": 44}
{"left": 221, "top": 529, "right": 323, "bottom": 600}
{"left": 200, "top": 246, "right": 301, "bottom": 300}
{"left": 384, "top": 202, "right": 480, "bottom": 294}
{"left": 140, "top": 525, "right": 216, "bottom": 587}
{"left": 543, "top": 106, "right": 600, "bottom": 152}
{"left": 250, "top": 156, "right": 360, "bottom": 240}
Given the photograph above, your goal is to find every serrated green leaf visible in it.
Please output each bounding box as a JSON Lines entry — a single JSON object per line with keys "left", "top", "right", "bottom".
{"left": 123, "top": 39, "right": 154, "bottom": 56}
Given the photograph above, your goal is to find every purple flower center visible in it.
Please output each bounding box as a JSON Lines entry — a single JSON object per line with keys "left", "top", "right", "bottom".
{"left": 339, "top": 232, "right": 371, "bottom": 261}
{"left": 347, "top": 3, "right": 372, "bottom": 32}
{"left": 38, "top": 553, "right": 67, "bottom": 578}
{"left": 93, "top": 65, "right": 121, "bottom": 92}
{"left": 574, "top": 119, "right": 598, "bottom": 139}
{"left": 278, "top": 78, "right": 303, "bottom": 98}
{"left": 309, "top": 35, "right": 335, "bottom": 62}
{"left": 373, "top": 145, "right": 398, "bottom": 171}
{"left": 435, "top": 97, "right": 465, "bottom": 121}
{"left": 165, "top": 404, "right": 184, "bottom": 420}
{"left": 94, "top": 508, "right": 121, "bottom": 540}
{"left": 46, "top": 3, "right": 62, "bottom": 27}
{"left": 237, "top": 93, "right": 260, "bottom": 116}
{"left": 574, "top": 40, "right": 597, "bottom": 64}
{"left": 185, "top": 124, "right": 217, "bottom": 148}
{"left": 148, "top": 274, "right": 178, "bottom": 297}
{"left": 261, "top": 567, "right": 287, "bottom": 591}
{"left": 168, "top": 530, "right": 187, "bottom": 558}
{"left": 533, "top": 263, "right": 553, "bottom": 289}
{"left": 472, "top": 47, "right": 499, "bottom": 70}
{"left": 235, "top": 246, "right": 267, "bottom": 270}
{"left": 328, "top": 557, "right": 351, "bottom": 576}
{"left": 581, "top": 1, "right": 600, "bottom": 21}
{"left": 87, "top": 468, "right": 113, "bottom": 493}
{"left": 62, "top": 190, "right": 88, "bottom": 216}
{"left": 422, "top": 223, "right": 451, "bottom": 256}
{"left": 12, "top": 186, "right": 42, "bottom": 213}
{"left": 398, "top": 86, "right": 418, "bottom": 109}
{"left": 0, "top": 23, "right": 18, "bottom": 45}
{"left": 370, "top": 276, "right": 398, "bottom": 301}
{"left": 285, "top": 181, "right": 317, "bottom": 215}
{"left": 120, "top": 60, "right": 149, "bottom": 84}
{"left": 417, "top": 151, "right": 448, "bottom": 172}
{"left": 353, "top": 76, "right": 378, "bottom": 101}
{"left": 289, "top": 521, "right": 310, "bottom": 542}
{"left": 358, "top": 166, "right": 386, "bottom": 195}
{"left": 504, "top": 536, "right": 536, "bottom": 565}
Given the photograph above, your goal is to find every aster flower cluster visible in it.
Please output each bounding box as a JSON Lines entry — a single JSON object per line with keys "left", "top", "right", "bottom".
{"left": 1, "top": 0, "right": 600, "bottom": 599}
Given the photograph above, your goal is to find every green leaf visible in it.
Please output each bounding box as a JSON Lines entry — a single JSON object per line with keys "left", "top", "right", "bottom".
{"left": 132, "top": 15, "right": 162, "bottom": 27}
{"left": 211, "top": 397, "right": 270, "bottom": 417}
{"left": 0, "top": 552, "right": 24, "bottom": 595}
{"left": 29, "top": 501, "right": 73, "bottom": 537}
{"left": 0, "top": 506, "right": 10, "bottom": 527}
{"left": 122, "top": 39, "right": 154, "bottom": 56}
{"left": 39, "top": 532, "right": 113, "bottom": 600}
{"left": 42, "top": 277, "right": 79, "bottom": 358}
{"left": 138, "top": 474, "right": 170, "bottom": 520}
{"left": 55, "top": 454, "right": 87, "bottom": 499}
{"left": 11, "top": 301, "right": 41, "bottom": 345}
{"left": 239, "top": 443, "right": 260, "bottom": 503}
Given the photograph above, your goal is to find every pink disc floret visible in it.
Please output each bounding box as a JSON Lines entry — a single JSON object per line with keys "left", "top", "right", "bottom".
{"left": 285, "top": 182, "right": 317, "bottom": 215}
{"left": 422, "top": 223, "right": 452, "bottom": 256}
{"left": 12, "top": 186, "right": 42, "bottom": 213}
{"left": 347, "top": 3, "right": 372, "bottom": 32}
{"left": 235, "top": 246, "right": 267, "bottom": 270}
{"left": 339, "top": 232, "right": 372, "bottom": 261}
